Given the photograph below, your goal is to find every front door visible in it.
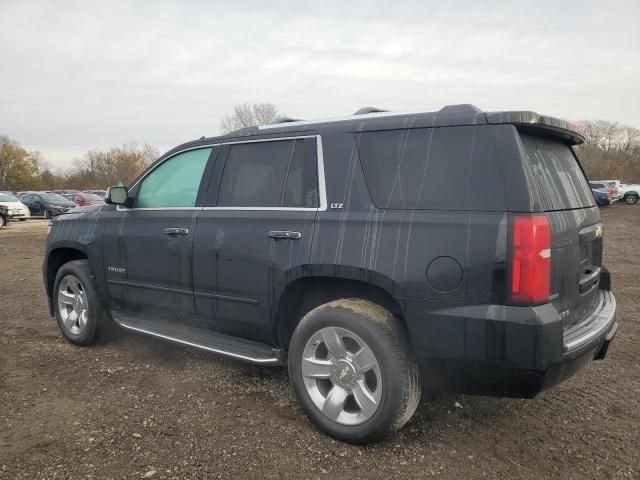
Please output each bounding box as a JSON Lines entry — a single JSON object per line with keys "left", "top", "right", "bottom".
{"left": 103, "top": 147, "right": 214, "bottom": 324}
{"left": 192, "top": 136, "right": 321, "bottom": 343}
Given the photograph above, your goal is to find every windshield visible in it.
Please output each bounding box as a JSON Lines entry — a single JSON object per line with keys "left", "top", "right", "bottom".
{"left": 0, "top": 193, "right": 18, "bottom": 202}
{"left": 41, "top": 193, "right": 72, "bottom": 203}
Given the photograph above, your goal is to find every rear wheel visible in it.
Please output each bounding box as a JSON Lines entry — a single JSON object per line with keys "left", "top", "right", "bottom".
{"left": 54, "top": 260, "right": 111, "bottom": 346}
{"left": 625, "top": 194, "right": 638, "bottom": 205}
{"left": 288, "top": 299, "right": 421, "bottom": 444}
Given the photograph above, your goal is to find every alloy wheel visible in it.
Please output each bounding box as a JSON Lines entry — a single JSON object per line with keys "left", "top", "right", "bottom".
{"left": 301, "top": 326, "right": 382, "bottom": 425}
{"left": 57, "top": 275, "right": 89, "bottom": 335}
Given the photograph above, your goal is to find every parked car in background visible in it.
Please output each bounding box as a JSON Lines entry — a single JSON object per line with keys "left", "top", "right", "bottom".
{"left": 0, "top": 192, "right": 31, "bottom": 220}
{"left": 590, "top": 184, "right": 612, "bottom": 207}
{"left": 62, "top": 192, "right": 105, "bottom": 207}
{"left": 618, "top": 183, "right": 639, "bottom": 205}
{"left": 20, "top": 192, "right": 76, "bottom": 218}
{"left": 607, "top": 183, "right": 619, "bottom": 202}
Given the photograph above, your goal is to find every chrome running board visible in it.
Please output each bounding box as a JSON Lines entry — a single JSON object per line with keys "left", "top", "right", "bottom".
{"left": 111, "top": 313, "right": 283, "bottom": 365}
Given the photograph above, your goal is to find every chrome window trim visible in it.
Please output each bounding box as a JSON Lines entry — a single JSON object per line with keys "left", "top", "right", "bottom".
{"left": 117, "top": 135, "right": 327, "bottom": 212}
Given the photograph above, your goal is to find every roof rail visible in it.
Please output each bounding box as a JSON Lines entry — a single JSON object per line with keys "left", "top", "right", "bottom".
{"left": 354, "top": 107, "right": 389, "bottom": 115}
{"left": 438, "top": 104, "right": 482, "bottom": 114}
{"left": 272, "top": 116, "right": 304, "bottom": 124}
{"left": 222, "top": 126, "right": 259, "bottom": 137}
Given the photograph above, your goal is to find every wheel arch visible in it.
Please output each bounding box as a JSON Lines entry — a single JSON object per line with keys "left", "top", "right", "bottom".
{"left": 45, "top": 246, "right": 88, "bottom": 315}
{"left": 275, "top": 271, "right": 405, "bottom": 349}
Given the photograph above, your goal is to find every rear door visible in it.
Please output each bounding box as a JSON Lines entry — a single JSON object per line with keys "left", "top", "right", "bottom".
{"left": 517, "top": 132, "right": 602, "bottom": 330}
{"left": 192, "top": 136, "right": 322, "bottom": 344}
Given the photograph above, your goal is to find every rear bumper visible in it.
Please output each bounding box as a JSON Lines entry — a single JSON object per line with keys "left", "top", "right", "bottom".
{"left": 402, "top": 289, "right": 617, "bottom": 398}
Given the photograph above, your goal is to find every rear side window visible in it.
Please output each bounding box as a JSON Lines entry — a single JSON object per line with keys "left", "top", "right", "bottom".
{"left": 519, "top": 133, "right": 594, "bottom": 211}
{"left": 357, "top": 126, "right": 505, "bottom": 210}
{"left": 216, "top": 138, "right": 318, "bottom": 208}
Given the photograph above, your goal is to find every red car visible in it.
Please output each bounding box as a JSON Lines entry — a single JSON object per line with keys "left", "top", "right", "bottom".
{"left": 63, "top": 192, "right": 105, "bottom": 207}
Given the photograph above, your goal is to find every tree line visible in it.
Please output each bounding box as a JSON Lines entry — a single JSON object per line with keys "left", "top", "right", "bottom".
{"left": 0, "top": 138, "right": 159, "bottom": 192}
{"left": 1, "top": 104, "right": 638, "bottom": 192}
{"left": 575, "top": 120, "right": 640, "bottom": 182}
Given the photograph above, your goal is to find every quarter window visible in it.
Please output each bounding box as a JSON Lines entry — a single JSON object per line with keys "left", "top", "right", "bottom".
{"left": 216, "top": 138, "right": 318, "bottom": 208}
{"left": 357, "top": 126, "right": 505, "bottom": 211}
{"left": 136, "top": 148, "right": 212, "bottom": 208}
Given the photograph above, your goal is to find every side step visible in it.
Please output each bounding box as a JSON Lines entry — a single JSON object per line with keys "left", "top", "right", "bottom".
{"left": 111, "top": 313, "right": 284, "bottom": 365}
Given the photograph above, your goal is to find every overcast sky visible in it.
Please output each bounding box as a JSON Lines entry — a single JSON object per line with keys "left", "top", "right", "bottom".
{"left": 1, "top": 0, "right": 639, "bottom": 169}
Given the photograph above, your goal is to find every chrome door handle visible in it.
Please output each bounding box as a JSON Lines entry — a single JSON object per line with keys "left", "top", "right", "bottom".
{"left": 268, "top": 230, "right": 301, "bottom": 240}
{"left": 164, "top": 227, "right": 189, "bottom": 236}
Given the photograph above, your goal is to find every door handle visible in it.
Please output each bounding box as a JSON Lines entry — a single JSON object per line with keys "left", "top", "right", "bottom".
{"left": 268, "top": 230, "right": 301, "bottom": 240}
{"left": 164, "top": 227, "right": 189, "bottom": 236}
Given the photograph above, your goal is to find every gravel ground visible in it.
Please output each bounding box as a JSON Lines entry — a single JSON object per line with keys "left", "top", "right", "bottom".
{"left": 0, "top": 207, "right": 638, "bottom": 479}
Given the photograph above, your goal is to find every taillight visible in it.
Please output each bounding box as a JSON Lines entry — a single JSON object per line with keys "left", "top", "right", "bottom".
{"left": 511, "top": 215, "right": 551, "bottom": 304}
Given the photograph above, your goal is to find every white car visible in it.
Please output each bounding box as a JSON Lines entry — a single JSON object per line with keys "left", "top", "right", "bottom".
{"left": 0, "top": 192, "right": 31, "bottom": 220}
{"left": 618, "top": 184, "right": 640, "bottom": 205}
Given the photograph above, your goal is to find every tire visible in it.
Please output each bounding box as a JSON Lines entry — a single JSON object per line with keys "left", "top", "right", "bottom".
{"left": 624, "top": 194, "right": 638, "bottom": 205}
{"left": 288, "top": 299, "right": 421, "bottom": 444}
{"left": 44, "top": 209, "right": 51, "bottom": 219}
{"left": 0, "top": 215, "right": 4, "bottom": 228}
{"left": 53, "top": 260, "right": 111, "bottom": 346}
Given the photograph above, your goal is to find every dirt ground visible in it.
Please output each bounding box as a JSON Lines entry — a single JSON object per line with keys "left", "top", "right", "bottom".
{"left": 0, "top": 207, "right": 638, "bottom": 480}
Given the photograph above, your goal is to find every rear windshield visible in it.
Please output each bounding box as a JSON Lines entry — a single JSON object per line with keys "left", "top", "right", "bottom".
{"left": 519, "top": 133, "right": 595, "bottom": 210}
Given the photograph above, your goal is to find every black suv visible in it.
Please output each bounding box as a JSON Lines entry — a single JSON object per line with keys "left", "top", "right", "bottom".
{"left": 43, "top": 105, "right": 617, "bottom": 443}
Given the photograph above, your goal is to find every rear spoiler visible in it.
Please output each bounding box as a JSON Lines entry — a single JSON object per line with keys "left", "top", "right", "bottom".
{"left": 485, "top": 111, "right": 585, "bottom": 145}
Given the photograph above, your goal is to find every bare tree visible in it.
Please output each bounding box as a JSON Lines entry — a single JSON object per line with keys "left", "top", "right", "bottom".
{"left": 220, "top": 102, "right": 281, "bottom": 133}
{"left": 70, "top": 142, "right": 160, "bottom": 188}
{"left": 575, "top": 120, "right": 640, "bottom": 181}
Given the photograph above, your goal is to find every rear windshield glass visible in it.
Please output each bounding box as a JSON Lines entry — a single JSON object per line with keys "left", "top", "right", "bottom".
{"left": 519, "top": 133, "right": 594, "bottom": 210}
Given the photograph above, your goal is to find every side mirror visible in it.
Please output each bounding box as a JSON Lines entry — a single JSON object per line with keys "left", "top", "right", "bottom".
{"left": 106, "top": 186, "right": 129, "bottom": 206}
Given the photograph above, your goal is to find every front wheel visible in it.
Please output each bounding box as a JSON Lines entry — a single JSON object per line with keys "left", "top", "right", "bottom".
{"left": 288, "top": 299, "right": 421, "bottom": 444}
{"left": 625, "top": 194, "right": 638, "bottom": 205}
{"left": 53, "top": 260, "right": 110, "bottom": 346}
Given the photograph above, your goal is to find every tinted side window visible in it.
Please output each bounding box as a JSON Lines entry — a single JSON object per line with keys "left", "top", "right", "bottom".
{"left": 136, "top": 148, "right": 211, "bottom": 208}
{"left": 216, "top": 138, "right": 318, "bottom": 208}
{"left": 283, "top": 139, "right": 318, "bottom": 208}
{"left": 357, "top": 126, "right": 505, "bottom": 210}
